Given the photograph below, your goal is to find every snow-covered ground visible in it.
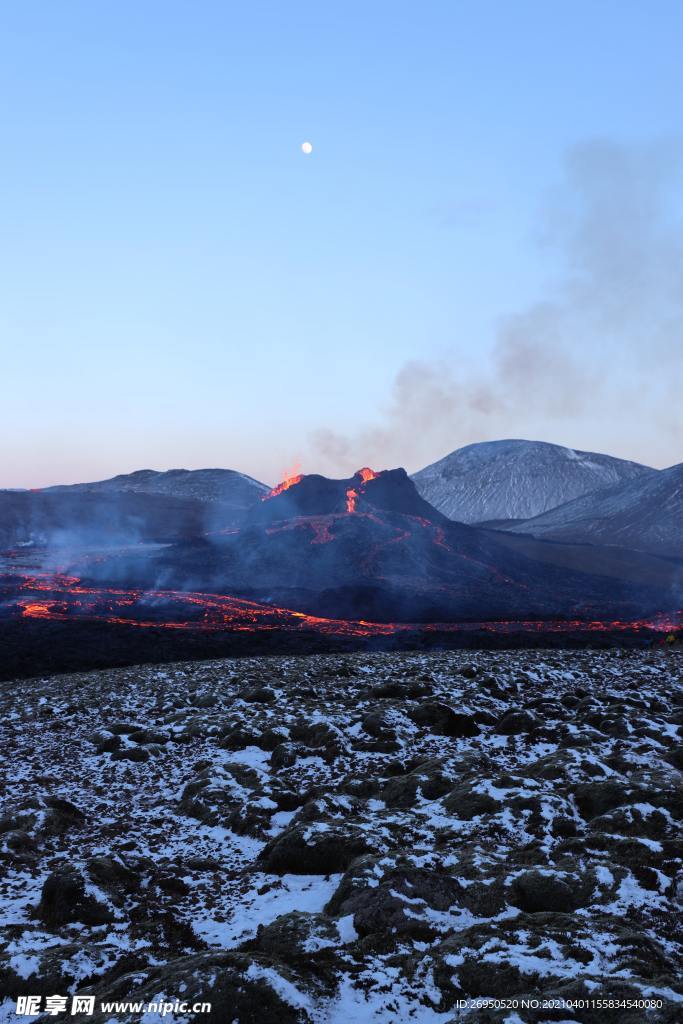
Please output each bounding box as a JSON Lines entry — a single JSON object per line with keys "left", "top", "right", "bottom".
{"left": 1, "top": 649, "right": 681, "bottom": 1022}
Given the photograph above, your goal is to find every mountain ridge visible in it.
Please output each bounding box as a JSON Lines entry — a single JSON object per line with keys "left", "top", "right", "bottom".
{"left": 498, "top": 461, "right": 683, "bottom": 557}
{"left": 43, "top": 467, "right": 269, "bottom": 511}
{"left": 411, "top": 439, "right": 654, "bottom": 524}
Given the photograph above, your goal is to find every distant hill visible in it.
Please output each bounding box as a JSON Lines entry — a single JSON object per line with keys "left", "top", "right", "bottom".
{"left": 498, "top": 461, "right": 683, "bottom": 557}
{"left": 0, "top": 489, "right": 208, "bottom": 549}
{"left": 45, "top": 468, "right": 268, "bottom": 514}
{"left": 411, "top": 440, "right": 653, "bottom": 523}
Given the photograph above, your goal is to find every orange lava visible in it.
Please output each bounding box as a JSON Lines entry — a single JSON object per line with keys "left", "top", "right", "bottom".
{"left": 21, "top": 602, "right": 53, "bottom": 618}
{"left": 5, "top": 570, "right": 681, "bottom": 640}
{"left": 263, "top": 465, "right": 304, "bottom": 500}
{"left": 265, "top": 517, "right": 336, "bottom": 545}
{"left": 346, "top": 468, "right": 380, "bottom": 514}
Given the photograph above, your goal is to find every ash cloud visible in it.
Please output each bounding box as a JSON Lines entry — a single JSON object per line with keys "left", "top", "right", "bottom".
{"left": 311, "top": 140, "right": 683, "bottom": 473}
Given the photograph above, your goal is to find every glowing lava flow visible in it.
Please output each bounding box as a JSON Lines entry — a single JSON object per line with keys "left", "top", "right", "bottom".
{"left": 346, "top": 467, "right": 380, "bottom": 514}
{"left": 3, "top": 570, "right": 681, "bottom": 640}
{"left": 266, "top": 517, "right": 335, "bottom": 544}
{"left": 263, "top": 465, "right": 304, "bottom": 499}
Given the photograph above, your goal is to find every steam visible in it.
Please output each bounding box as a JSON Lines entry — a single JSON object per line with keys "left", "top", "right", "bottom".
{"left": 310, "top": 139, "right": 683, "bottom": 472}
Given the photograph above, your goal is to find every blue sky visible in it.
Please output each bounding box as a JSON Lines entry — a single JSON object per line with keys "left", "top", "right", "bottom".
{"left": 2, "top": 1, "right": 682, "bottom": 486}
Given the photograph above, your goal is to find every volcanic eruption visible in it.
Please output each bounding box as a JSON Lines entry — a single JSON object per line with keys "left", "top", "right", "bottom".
{"left": 30, "top": 467, "right": 679, "bottom": 623}
{"left": 1, "top": 465, "right": 680, "bottom": 680}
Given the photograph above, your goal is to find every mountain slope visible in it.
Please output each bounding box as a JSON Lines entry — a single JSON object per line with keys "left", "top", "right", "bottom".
{"left": 45, "top": 468, "right": 269, "bottom": 512}
{"left": 0, "top": 489, "right": 209, "bottom": 549}
{"left": 411, "top": 440, "right": 653, "bottom": 523}
{"left": 499, "top": 462, "right": 683, "bottom": 557}
{"left": 78, "top": 468, "right": 677, "bottom": 622}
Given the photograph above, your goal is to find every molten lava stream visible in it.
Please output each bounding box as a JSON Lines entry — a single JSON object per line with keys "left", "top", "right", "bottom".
{"left": 5, "top": 561, "right": 681, "bottom": 639}
{"left": 346, "top": 468, "right": 380, "bottom": 513}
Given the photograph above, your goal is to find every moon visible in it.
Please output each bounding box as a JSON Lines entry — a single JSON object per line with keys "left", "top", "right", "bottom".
{"left": 301, "top": 141, "right": 313, "bottom": 155}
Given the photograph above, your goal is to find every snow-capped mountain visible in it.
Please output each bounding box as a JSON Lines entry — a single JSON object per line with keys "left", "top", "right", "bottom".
{"left": 411, "top": 440, "right": 654, "bottom": 524}
{"left": 46, "top": 468, "right": 269, "bottom": 511}
{"left": 500, "top": 461, "right": 683, "bottom": 557}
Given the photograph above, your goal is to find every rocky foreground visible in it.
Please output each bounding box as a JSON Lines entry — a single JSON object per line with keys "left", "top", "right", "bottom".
{"left": 1, "top": 649, "right": 682, "bottom": 1023}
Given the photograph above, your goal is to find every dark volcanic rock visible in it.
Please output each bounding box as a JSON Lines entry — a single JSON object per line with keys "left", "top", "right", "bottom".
{"left": 408, "top": 702, "right": 480, "bottom": 737}
{"left": 443, "top": 783, "right": 500, "bottom": 818}
{"left": 254, "top": 911, "right": 338, "bottom": 956}
{"left": 110, "top": 747, "right": 150, "bottom": 763}
{"left": 508, "top": 870, "right": 578, "bottom": 913}
{"left": 270, "top": 742, "right": 299, "bottom": 769}
{"left": 573, "top": 780, "right": 629, "bottom": 819}
{"left": 457, "top": 956, "right": 532, "bottom": 998}
{"left": 494, "top": 709, "right": 538, "bottom": 734}
{"left": 84, "top": 951, "right": 315, "bottom": 1023}
{"left": 36, "top": 869, "right": 115, "bottom": 927}
{"left": 87, "top": 855, "right": 139, "bottom": 894}
{"left": 257, "top": 824, "right": 373, "bottom": 875}
{"left": 382, "top": 760, "right": 453, "bottom": 808}
{"left": 2, "top": 648, "right": 682, "bottom": 1022}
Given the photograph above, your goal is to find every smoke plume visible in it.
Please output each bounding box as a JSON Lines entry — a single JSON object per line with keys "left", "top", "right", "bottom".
{"left": 310, "top": 139, "right": 683, "bottom": 473}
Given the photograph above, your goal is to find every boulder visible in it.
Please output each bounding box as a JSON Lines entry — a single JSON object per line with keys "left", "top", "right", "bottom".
{"left": 111, "top": 747, "right": 150, "bottom": 763}
{"left": 494, "top": 710, "right": 538, "bottom": 735}
{"left": 383, "top": 761, "right": 452, "bottom": 808}
{"left": 408, "top": 702, "right": 479, "bottom": 738}
{"left": 258, "top": 825, "right": 372, "bottom": 875}
{"left": 36, "top": 868, "right": 115, "bottom": 927}
{"left": 254, "top": 911, "right": 339, "bottom": 956}
{"left": 508, "top": 870, "right": 577, "bottom": 914}
{"left": 573, "top": 780, "right": 629, "bottom": 820}
{"left": 270, "top": 743, "right": 299, "bottom": 769}
{"left": 443, "top": 784, "right": 500, "bottom": 819}
{"left": 87, "top": 855, "right": 139, "bottom": 894}
{"left": 243, "top": 686, "right": 277, "bottom": 704}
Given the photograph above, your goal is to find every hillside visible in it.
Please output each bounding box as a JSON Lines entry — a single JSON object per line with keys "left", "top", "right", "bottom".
{"left": 411, "top": 440, "right": 653, "bottom": 523}
{"left": 45, "top": 467, "right": 269, "bottom": 511}
{"left": 500, "top": 461, "right": 683, "bottom": 557}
